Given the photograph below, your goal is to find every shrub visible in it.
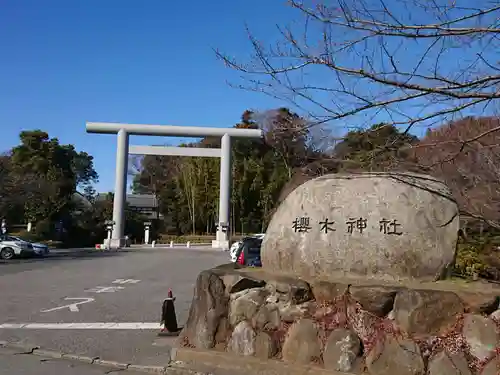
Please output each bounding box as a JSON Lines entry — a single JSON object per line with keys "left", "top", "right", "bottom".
{"left": 35, "top": 219, "right": 53, "bottom": 239}
{"left": 454, "top": 244, "right": 487, "bottom": 278}
{"left": 38, "top": 240, "right": 64, "bottom": 248}
{"left": 453, "top": 234, "right": 500, "bottom": 280}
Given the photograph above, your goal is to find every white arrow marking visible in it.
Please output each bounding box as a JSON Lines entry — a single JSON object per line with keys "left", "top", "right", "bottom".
{"left": 40, "top": 298, "right": 95, "bottom": 313}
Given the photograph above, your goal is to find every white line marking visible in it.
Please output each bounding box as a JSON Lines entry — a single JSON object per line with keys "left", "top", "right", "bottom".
{"left": 0, "top": 322, "right": 160, "bottom": 330}
{"left": 40, "top": 298, "right": 95, "bottom": 313}
{"left": 112, "top": 279, "right": 140, "bottom": 284}
{"left": 85, "top": 286, "right": 125, "bottom": 293}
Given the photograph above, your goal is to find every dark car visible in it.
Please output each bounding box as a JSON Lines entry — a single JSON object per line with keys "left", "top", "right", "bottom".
{"left": 235, "top": 236, "right": 262, "bottom": 267}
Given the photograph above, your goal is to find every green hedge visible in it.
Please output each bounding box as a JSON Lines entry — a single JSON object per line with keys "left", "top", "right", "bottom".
{"left": 9, "top": 231, "right": 247, "bottom": 247}
{"left": 38, "top": 240, "right": 64, "bottom": 248}
{"left": 158, "top": 234, "right": 245, "bottom": 243}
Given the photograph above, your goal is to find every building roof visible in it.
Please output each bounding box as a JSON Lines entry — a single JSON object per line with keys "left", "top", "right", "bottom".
{"left": 96, "top": 193, "right": 158, "bottom": 209}
{"left": 126, "top": 194, "right": 158, "bottom": 208}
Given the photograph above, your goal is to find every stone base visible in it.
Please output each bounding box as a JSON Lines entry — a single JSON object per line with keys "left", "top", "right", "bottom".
{"left": 178, "top": 266, "right": 500, "bottom": 375}
{"left": 214, "top": 228, "right": 230, "bottom": 251}
{"left": 212, "top": 240, "right": 230, "bottom": 250}
{"left": 104, "top": 238, "right": 126, "bottom": 249}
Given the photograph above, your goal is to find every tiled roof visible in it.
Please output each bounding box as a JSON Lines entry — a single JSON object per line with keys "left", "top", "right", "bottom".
{"left": 126, "top": 194, "right": 158, "bottom": 208}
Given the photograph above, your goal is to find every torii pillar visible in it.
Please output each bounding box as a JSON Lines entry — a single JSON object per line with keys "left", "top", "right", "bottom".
{"left": 86, "top": 122, "right": 263, "bottom": 250}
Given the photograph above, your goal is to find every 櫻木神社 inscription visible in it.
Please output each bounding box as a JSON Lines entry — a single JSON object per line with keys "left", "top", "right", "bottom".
{"left": 346, "top": 217, "right": 367, "bottom": 234}
{"left": 291, "top": 217, "right": 312, "bottom": 233}
{"left": 292, "top": 216, "right": 403, "bottom": 235}
{"left": 262, "top": 172, "right": 460, "bottom": 281}
{"left": 319, "top": 218, "right": 335, "bottom": 234}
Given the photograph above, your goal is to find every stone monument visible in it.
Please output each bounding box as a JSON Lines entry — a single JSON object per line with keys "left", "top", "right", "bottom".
{"left": 262, "top": 172, "right": 460, "bottom": 282}
{"left": 175, "top": 172, "right": 500, "bottom": 375}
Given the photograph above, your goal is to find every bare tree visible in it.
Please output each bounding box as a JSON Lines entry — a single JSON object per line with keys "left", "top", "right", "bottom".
{"left": 256, "top": 108, "right": 313, "bottom": 178}
{"left": 216, "top": 0, "right": 500, "bottom": 135}
{"left": 414, "top": 116, "right": 500, "bottom": 229}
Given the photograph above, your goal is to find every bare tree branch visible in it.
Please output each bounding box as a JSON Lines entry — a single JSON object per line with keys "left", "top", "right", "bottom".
{"left": 216, "top": 0, "right": 500, "bottom": 134}
{"left": 413, "top": 117, "right": 500, "bottom": 228}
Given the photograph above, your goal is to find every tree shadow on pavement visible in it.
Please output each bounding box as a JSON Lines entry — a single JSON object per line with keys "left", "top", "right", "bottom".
{"left": 0, "top": 250, "right": 129, "bottom": 265}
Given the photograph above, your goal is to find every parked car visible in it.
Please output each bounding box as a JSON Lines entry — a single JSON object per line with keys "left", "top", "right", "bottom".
{"left": 0, "top": 235, "right": 35, "bottom": 260}
{"left": 229, "top": 233, "right": 265, "bottom": 262}
{"left": 31, "top": 241, "right": 50, "bottom": 257}
{"left": 1, "top": 235, "right": 49, "bottom": 257}
{"left": 234, "top": 236, "right": 263, "bottom": 267}
{"left": 0, "top": 243, "right": 19, "bottom": 260}
{"left": 229, "top": 240, "right": 242, "bottom": 262}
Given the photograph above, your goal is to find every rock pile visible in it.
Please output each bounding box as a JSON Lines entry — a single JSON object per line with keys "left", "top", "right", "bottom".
{"left": 179, "top": 268, "right": 500, "bottom": 375}
{"left": 178, "top": 172, "right": 498, "bottom": 375}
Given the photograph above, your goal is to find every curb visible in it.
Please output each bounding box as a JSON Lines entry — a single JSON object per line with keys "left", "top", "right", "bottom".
{"left": 33, "top": 349, "right": 64, "bottom": 359}
{"left": 0, "top": 341, "right": 205, "bottom": 374}
{"left": 61, "top": 352, "right": 99, "bottom": 364}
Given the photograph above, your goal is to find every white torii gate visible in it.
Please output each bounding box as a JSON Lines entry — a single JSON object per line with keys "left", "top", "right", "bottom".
{"left": 86, "top": 122, "right": 263, "bottom": 250}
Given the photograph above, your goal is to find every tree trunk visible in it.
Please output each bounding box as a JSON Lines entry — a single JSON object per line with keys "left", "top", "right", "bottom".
{"left": 231, "top": 202, "right": 235, "bottom": 236}
{"left": 191, "top": 193, "right": 195, "bottom": 235}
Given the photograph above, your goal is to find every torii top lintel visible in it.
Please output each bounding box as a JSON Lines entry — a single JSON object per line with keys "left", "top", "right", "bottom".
{"left": 86, "top": 122, "right": 264, "bottom": 139}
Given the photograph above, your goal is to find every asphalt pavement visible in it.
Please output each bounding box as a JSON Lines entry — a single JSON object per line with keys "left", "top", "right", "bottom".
{"left": 0, "top": 246, "right": 229, "bottom": 370}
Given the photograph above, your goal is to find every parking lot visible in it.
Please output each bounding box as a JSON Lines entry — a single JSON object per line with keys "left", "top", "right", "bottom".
{"left": 0, "top": 246, "right": 228, "bottom": 366}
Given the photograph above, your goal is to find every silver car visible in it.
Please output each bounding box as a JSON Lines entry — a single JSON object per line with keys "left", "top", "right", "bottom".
{"left": 9, "top": 236, "right": 49, "bottom": 257}
{"left": 31, "top": 241, "right": 50, "bottom": 256}
{"left": 0, "top": 235, "right": 35, "bottom": 260}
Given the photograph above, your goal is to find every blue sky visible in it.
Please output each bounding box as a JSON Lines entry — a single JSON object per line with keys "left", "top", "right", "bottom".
{"left": 1, "top": 0, "right": 495, "bottom": 193}
{"left": 0, "top": 0, "right": 293, "bottom": 192}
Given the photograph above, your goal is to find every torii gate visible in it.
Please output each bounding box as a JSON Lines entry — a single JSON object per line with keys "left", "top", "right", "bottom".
{"left": 86, "top": 122, "right": 263, "bottom": 249}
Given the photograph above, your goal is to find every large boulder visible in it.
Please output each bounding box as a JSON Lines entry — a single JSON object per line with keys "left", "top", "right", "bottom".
{"left": 281, "top": 319, "right": 321, "bottom": 364}
{"left": 366, "top": 336, "right": 425, "bottom": 375}
{"left": 179, "top": 270, "right": 229, "bottom": 349}
{"left": 323, "top": 328, "right": 361, "bottom": 372}
{"left": 462, "top": 314, "right": 499, "bottom": 362}
{"left": 262, "top": 172, "right": 459, "bottom": 282}
{"left": 392, "top": 289, "right": 465, "bottom": 336}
